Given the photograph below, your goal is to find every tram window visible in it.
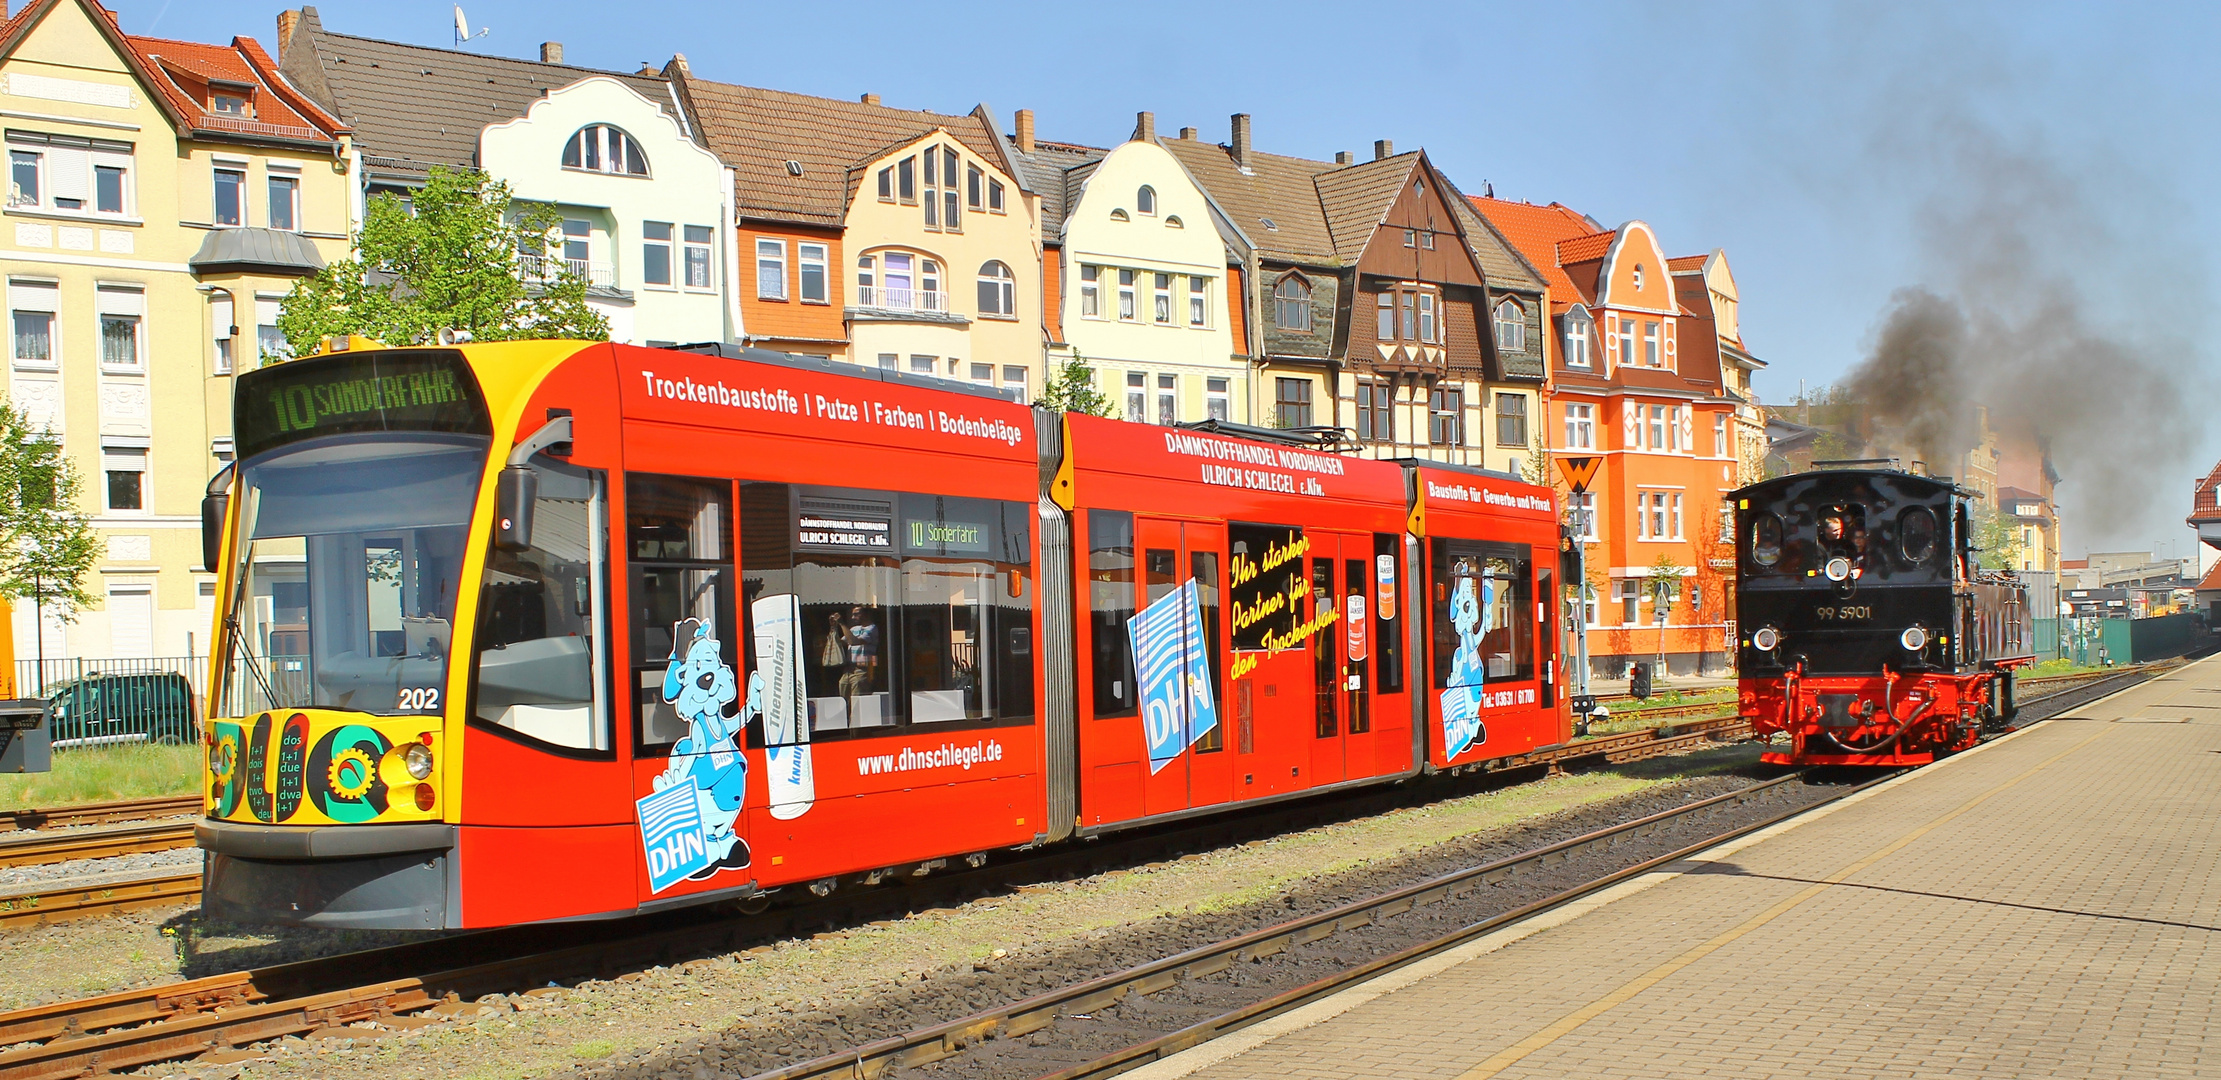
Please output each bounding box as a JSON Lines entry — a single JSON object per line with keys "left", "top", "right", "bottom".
{"left": 751, "top": 483, "right": 1032, "bottom": 738}
{"left": 1312, "top": 557, "right": 1336, "bottom": 737}
{"left": 1372, "top": 533, "right": 1403, "bottom": 694}
{"left": 1431, "top": 539, "right": 1533, "bottom": 688}
{"left": 1346, "top": 557, "right": 1371, "bottom": 734}
{"left": 1089, "top": 510, "right": 1138, "bottom": 717}
{"left": 1191, "top": 548, "right": 1223, "bottom": 752}
{"left": 472, "top": 458, "right": 610, "bottom": 753}
{"left": 627, "top": 474, "right": 737, "bottom": 750}
{"left": 1228, "top": 523, "right": 1304, "bottom": 653}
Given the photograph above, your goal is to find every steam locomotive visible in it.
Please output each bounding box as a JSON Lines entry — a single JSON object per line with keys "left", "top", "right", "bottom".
{"left": 1733, "top": 464, "right": 2032, "bottom": 765}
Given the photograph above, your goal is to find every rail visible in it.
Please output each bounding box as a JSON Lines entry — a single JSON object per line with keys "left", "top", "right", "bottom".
{"left": 1, "top": 795, "right": 200, "bottom": 832}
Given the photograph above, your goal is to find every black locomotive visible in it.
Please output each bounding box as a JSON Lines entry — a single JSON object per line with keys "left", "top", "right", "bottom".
{"left": 1733, "top": 464, "right": 2030, "bottom": 765}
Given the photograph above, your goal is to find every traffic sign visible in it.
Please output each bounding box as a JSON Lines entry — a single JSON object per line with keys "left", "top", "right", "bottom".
{"left": 1556, "top": 456, "right": 1600, "bottom": 493}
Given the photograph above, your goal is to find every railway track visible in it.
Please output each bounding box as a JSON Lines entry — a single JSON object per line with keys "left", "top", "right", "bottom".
{"left": 0, "top": 665, "right": 2163, "bottom": 1077}
{"left": 0, "top": 795, "right": 199, "bottom": 833}
{"left": 0, "top": 821, "right": 197, "bottom": 870}
{"left": 0, "top": 873, "right": 200, "bottom": 931}
{"left": 741, "top": 664, "right": 2166, "bottom": 1080}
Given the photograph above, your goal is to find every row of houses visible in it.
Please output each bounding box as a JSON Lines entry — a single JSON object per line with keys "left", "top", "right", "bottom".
{"left": 0, "top": 0, "right": 1772, "bottom": 678}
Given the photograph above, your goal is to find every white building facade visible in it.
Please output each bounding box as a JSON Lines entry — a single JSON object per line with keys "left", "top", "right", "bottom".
{"left": 480, "top": 77, "right": 740, "bottom": 346}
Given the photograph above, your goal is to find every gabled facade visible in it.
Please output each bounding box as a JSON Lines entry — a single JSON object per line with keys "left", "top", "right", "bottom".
{"left": 1049, "top": 115, "right": 1246, "bottom": 424}
{"left": 479, "top": 76, "right": 738, "bottom": 346}
{"left": 0, "top": 0, "right": 349, "bottom": 664}
{"left": 673, "top": 73, "right": 1040, "bottom": 398}
{"left": 1473, "top": 197, "right": 1760, "bottom": 677}
{"left": 275, "top": 8, "right": 727, "bottom": 346}
{"left": 1160, "top": 119, "right": 1541, "bottom": 473}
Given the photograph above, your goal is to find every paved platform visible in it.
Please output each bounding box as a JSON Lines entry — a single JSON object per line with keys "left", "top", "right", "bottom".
{"left": 1136, "top": 655, "right": 2221, "bottom": 1079}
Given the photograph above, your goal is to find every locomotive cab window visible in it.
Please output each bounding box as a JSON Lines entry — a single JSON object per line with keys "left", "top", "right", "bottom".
{"left": 1749, "top": 513, "right": 1784, "bottom": 569}
{"left": 1897, "top": 505, "right": 1938, "bottom": 565}
{"left": 472, "top": 456, "right": 611, "bottom": 753}
{"left": 1430, "top": 539, "right": 1533, "bottom": 689}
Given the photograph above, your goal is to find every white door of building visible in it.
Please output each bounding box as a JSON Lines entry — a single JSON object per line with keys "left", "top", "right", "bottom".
{"left": 108, "top": 587, "right": 154, "bottom": 658}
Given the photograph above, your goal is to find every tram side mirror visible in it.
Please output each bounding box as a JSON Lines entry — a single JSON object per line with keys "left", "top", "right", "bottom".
{"left": 201, "top": 493, "right": 227, "bottom": 572}
{"left": 494, "top": 464, "right": 538, "bottom": 552}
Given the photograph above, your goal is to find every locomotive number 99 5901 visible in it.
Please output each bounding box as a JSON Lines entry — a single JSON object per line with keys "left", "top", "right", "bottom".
{"left": 1814, "top": 605, "right": 1872, "bottom": 621}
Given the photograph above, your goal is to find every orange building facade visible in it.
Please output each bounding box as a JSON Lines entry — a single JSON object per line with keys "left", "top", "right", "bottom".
{"left": 1473, "top": 200, "right": 1759, "bottom": 678}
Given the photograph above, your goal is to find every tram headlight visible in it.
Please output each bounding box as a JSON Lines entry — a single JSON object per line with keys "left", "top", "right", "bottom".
{"left": 403, "top": 743, "right": 434, "bottom": 781}
{"left": 1900, "top": 626, "right": 1929, "bottom": 652}
{"left": 1824, "top": 557, "right": 1853, "bottom": 582}
{"left": 1752, "top": 626, "right": 1781, "bottom": 652}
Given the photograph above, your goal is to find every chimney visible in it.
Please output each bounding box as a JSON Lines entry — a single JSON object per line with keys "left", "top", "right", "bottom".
{"left": 1373, "top": 139, "right": 1393, "bottom": 160}
{"left": 1334, "top": 151, "right": 1352, "bottom": 165}
{"left": 861, "top": 93, "right": 880, "bottom": 106}
{"left": 1133, "top": 111, "right": 1155, "bottom": 141}
{"left": 1179, "top": 126, "right": 1197, "bottom": 141}
{"left": 276, "top": 9, "right": 301, "bottom": 60}
{"left": 539, "top": 41, "right": 564, "bottom": 64}
{"left": 669, "top": 53, "right": 690, "bottom": 76}
{"left": 1230, "top": 113, "right": 1251, "bottom": 170}
{"left": 1014, "top": 108, "right": 1035, "bottom": 154}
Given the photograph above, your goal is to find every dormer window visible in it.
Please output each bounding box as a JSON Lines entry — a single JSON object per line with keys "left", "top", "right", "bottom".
{"left": 1494, "top": 298, "right": 1525, "bottom": 352}
{"left": 212, "top": 93, "right": 248, "bottom": 118}
{"left": 562, "top": 124, "right": 648, "bottom": 176}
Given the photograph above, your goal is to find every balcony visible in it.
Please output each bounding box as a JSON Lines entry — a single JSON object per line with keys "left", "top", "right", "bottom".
{"left": 517, "top": 253, "right": 616, "bottom": 289}
{"left": 847, "top": 286, "right": 967, "bottom": 325}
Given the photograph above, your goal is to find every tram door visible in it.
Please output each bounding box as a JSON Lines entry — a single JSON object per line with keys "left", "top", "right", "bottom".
{"left": 1309, "top": 531, "right": 1375, "bottom": 786}
{"left": 1135, "top": 518, "right": 1230, "bottom": 817}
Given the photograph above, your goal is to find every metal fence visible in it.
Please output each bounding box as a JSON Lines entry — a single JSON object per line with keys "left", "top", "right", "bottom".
{"left": 19, "top": 655, "right": 208, "bottom": 749}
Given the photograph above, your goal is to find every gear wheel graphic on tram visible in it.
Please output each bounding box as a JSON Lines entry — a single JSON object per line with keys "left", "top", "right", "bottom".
{"left": 210, "top": 733, "right": 239, "bottom": 780}
{"left": 327, "top": 746, "right": 377, "bottom": 799}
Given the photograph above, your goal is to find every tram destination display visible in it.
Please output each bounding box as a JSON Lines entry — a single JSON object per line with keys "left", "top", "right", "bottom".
{"left": 235, "top": 348, "right": 491, "bottom": 460}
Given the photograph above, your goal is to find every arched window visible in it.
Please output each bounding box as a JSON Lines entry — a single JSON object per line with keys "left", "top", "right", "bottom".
{"left": 1494, "top": 299, "right": 1525, "bottom": 352}
{"left": 1136, "top": 185, "right": 1157, "bottom": 215}
{"left": 561, "top": 124, "right": 648, "bottom": 176}
{"left": 1110, "top": 208, "right": 1131, "bottom": 222}
{"left": 1273, "top": 274, "right": 1312, "bottom": 332}
{"left": 977, "top": 260, "right": 1015, "bottom": 316}
{"left": 1165, "top": 215, "right": 1184, "bottom": 228}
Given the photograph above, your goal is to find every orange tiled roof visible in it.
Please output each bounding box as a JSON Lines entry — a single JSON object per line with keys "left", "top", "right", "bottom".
{"left": 1667, "top": 254, "right": 1707, "bottom": 273}
{"left": 1555, "top": 230, "right": 1615, "bottom": 265}
{"left": 2060, "top": 558, "right": 2088, "bottom": 570}
{"left": 126, "top": 31, "right": 345, "bottom": 141}
{"left": 2197, "top": 561, "right": 2221, "bottom": 593}
{"left": 1467, "top": 196, "right": 1599, "bottom": 309}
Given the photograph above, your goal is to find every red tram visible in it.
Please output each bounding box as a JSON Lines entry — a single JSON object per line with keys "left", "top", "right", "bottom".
{"left": 196, "top": 339, "right": 1566, "bottom": 928}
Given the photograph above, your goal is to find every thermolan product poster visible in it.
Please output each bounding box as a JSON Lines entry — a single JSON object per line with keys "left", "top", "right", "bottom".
{"left": 755, "top": 592, "right": 816, "bottom": 820}
{"left": 1129, "top": 580, "right": 1219, "bottom": 773}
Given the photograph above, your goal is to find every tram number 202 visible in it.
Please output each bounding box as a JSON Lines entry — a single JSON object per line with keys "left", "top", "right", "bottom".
{"left": 397, "top": 687, "right": 442, "bottom": 711}
{"left": 1814, "top": 606, "right": 1872, "bottom": 621}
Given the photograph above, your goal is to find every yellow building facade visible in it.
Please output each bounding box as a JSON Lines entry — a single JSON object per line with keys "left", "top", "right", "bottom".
{"left": 0, "top": 0, "right": 348, "bottom": 667}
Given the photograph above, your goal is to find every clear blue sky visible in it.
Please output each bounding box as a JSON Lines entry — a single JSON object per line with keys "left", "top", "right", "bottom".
{"left": 111, "top": 1, "right": 2220, "bottom": 560}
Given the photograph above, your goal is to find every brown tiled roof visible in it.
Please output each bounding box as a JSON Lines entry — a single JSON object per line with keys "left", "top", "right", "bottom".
{"left": 1667, "top": 254, "right": 1707, "bottom": 273}
{"left": 2196, "top": 561, "right": 2221, "bottom": 592}
{"left": 1160, "top": 139, "right": 1338, "bottom": 263}
{"left": 680, "top": 76, "right": 1006, "bottom": 227}
{"left": 281, "top": 8, "right": 667, "bottom": 178}
{"left": 1315, "top": 152, "right": 1418, "bottom": 259}
{"left": 1007, "top": 136, "right": 1103, "bottom": 238}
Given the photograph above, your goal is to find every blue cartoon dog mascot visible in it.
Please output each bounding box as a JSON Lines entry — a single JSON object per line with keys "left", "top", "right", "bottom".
{"left": 650, "top": 617, "right": 760, "bottom": 879}
{"left": 1438, "top": 571, "right": 1491, "bottom": 759}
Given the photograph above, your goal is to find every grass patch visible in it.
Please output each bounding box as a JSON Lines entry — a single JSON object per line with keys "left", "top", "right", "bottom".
{"left": 568, "top": 1040, "right": 617, "bottom": 1059}
{"left": 0, "top": 743, "right": 200, "bottom": 808}
{"left": 2021, "top": 658, "right": 2120, "bottom": 679}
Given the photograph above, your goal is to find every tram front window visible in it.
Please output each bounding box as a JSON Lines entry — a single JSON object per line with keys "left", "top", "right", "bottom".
{"left": 224, "top": 434, "right": 486, "bottom": 716}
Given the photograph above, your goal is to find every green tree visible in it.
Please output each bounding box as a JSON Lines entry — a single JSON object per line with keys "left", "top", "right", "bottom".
{"left": 1039, "top": 353, "right": 1114, "bottom": 417}
{"left": 278, "top": 166, "right": 609, "bottom": 357}
{"left": 0, "top": 403, "right": 99, "bottom": 657}
{"left": 1972, "top": 503, "right": 2025, "bottom": 571}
